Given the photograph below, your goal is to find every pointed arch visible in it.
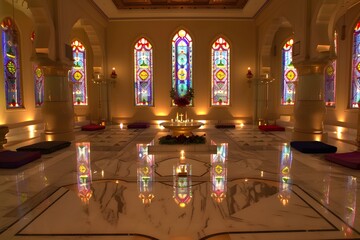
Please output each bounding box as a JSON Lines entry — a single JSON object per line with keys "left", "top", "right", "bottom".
{"left": 211, "top": 36, "right": 230, "bottom": 106}
{"left": 1, "top": 17, "right": 23, "bottom": 108}
{"left": 134, "top": 37, "right": 153, "bottom": 106}
{"left": 172, "top": 29, "right": 193, "bottom": 106}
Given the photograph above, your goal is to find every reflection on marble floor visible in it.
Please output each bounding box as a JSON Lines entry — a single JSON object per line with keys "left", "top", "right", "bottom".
{"left": 0, "top": 125, "right": 359, "bottom": 239}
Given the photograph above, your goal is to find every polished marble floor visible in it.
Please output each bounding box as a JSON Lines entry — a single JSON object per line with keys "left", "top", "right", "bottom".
{"left": 0, "top": 124, "right": 359, "bottom": 239}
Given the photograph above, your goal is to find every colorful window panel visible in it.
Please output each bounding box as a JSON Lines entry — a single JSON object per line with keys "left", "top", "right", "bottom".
{"left": 31, "top": 31, "right": 44, "bottom": 107}
{"left": 70, "top": 40, "right": 87, "bottom": 105}
{"left": 325, "top": 31, "right": 337, "bottom": 107}
{"left": 172, "top": 29, "right": 193, "bottom": 106}
{"left": 134, "top": 38, "right": 153, "bottom": 106}
{"left": 281, "top": 39, "right": 298, "bottom": 105}
{"left": 211, "top": 37, "right": 230, "bottom": 106}
{"left": 351, "top": 21, "right": 360, "bottom": 108}
{"left": 33, "top": 65, "right": 44, "bottom": 107}
{"left": 1, "top": 17, "right": 23, "bottom": 108}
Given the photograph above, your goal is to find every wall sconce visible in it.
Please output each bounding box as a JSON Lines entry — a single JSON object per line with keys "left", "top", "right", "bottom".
{"left": 246, "top": 67, "right": 253, "bottom": 87}
{"left": 110, "top": 67, "right": 117, "bottom": 79}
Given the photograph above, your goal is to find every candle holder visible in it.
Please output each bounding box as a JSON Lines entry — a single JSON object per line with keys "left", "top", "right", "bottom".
{"left": 246, "top": 67, "right": 253, "bottom": 87}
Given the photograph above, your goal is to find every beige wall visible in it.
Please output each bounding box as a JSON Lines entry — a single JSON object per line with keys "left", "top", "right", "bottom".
{"left": 107, "top": 19, "right": 256, "bottom": 123}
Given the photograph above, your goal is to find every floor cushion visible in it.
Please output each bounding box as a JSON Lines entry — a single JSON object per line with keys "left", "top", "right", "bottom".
{"left": 325, "top": 151, "right": 360, "bottom": 169}
{"left": 290, "top": 141, "right": 337, "bottom": 154}
{"left": 0, "top": 150, "right": 41, "bottom": 168}
{"left": 81, "top": 124, "right": 105, "bottom": 131}
{"left": 127, "top": 122, "right": 150, "bottom": 129}
{"left": 215, "top": 123, "right": 236, "bottom": 129}
{"left": 16, "top": 141, "right": 71, "bottom": 154}
{"left": 259, "top": 125, "right": 285, "bottom": 131}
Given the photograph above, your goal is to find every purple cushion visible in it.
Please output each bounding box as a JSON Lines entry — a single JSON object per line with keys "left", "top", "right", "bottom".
{"left": 290, "top": 141, "right": 337, "bottom": 154}
{"left": 215, "top": 124, "right": 235, "bottom": 129}
{"left": 127, "top": 122, "right": 150, "bottom": 129}
{"left": 16, "top": 141, "right": 71, "bottom": 154}
{"left": 81, "top": 124, "right": 105, "bottom": 131}
{"left": 259, "top": 125, "right": 285, "bottom": 131}
{"left": 325, "top": 151, "right": 360, "bottom": 169}
{"left": 0, "top": 150, "right": 41, "bottom": 168}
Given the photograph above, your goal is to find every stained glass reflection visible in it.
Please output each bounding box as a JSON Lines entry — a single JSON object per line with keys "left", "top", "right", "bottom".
{"left": 210, "top": 141, "right": 228, "bottom": 203}
{"left": 76, "top": 142, "right": 92, "bottom": 204}
{"left": 173, "top": 150, "right": 192, "bottom": 208}
{"left": 342, "top": 176, "right": 357, "bottom": 236}
{"left": 278, "top": 143, "right": 292, "bottom": 206}
{"left": 137, "top": 142, "right": 155, "bottom": 205}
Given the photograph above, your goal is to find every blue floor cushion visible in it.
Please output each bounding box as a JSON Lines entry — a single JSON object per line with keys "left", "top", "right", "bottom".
{"left": 16, "top": 141, "right": 71, "bottom": 154}
{"left": 290, "top": 141, "right": 337, "bottom": 154}
{"left": 325, "top": 151, "right": 360, "bottom": 169}
{"left": 0, "top": 150, "right": 41, "bottom": 168}
{"left": 215, "top": 123, "right": 235, "bottom": 129}
{"left": 127, "top": 122, "right": 150, "bottom": 129}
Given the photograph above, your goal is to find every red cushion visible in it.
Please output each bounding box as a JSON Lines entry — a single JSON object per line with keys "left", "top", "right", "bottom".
{"left": 258, "top": 125, "right": 285, "bottom": 131}
{"left": 81, "top": 124, "right": 105, "bottom": 131}
{"left": 325, "top": 151, "right": 360, "bottom": 169}
{"left": 0, "top": 150, "right": 42, "bottom": 168}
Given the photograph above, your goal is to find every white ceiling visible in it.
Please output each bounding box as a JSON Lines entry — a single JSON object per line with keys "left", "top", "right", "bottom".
{"left": 91, "top": 0, "right": 269, "bottom": 20}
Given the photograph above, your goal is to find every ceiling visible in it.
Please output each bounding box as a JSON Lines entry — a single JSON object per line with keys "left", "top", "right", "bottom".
{"left": 91, "top": 0, "right": 269, "bottom": 20}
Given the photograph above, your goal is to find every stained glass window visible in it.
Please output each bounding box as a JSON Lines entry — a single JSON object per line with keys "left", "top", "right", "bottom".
{"left": 281, "top": 39, "right": 298, "bottom": 105}
{"left": 31, "top": 31, "right": 44, "bottom": 107}
{"left": 172, "top": 29, "right": 192, "bottom": 106}
{"left": 70, "top": 40, "right": 87, "bottom": 105}
{"left": 134, "top": 38, "right": 153, "bottom": 106}
{"left": 211, "top": 37, "right": 230, "bottom": 106}
{"left": 324, "top": 32, "right": 337, "bottom": 107}
{"left": 1, "top": 17, "right": 23, "bottom": 108}
{"left": 351, "top": 21, "right": 360, "bottom": 108}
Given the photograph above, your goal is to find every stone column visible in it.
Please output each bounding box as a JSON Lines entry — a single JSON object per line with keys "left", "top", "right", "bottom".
{"left": 37, "top": 55, "right": 74, "bottom": 141}
{"left": 292, "top": 60, "right": 327, "bottom": 141}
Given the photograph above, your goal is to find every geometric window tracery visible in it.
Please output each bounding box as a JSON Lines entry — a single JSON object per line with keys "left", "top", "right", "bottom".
{"left": 134, "top": 37, "right": 153, "bottom": 106}
{"left": 1, "top": 17, "right": 23, "bottom": 108}
{"left": 351, "top": 20, "right": 360, "bottom": 108}
{"left": 70, "top": 40, "right": 87, "bottom": 105}
{"left": 172, "top": 29, "right": 193, "bottom": 106}
{"left": 211, "top": 37, "right": 230, "bottom": 106}
{"left": 281, "top": 38, "right": 298, "bottom": 105}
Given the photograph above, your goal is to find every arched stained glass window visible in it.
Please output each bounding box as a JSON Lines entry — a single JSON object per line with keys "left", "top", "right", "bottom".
{"left": 281, "top": 39, "right": 298, "bottom": 105}
{"left": 70, "top": 40, "right": 87, "bottom": 105}
{"left": 211, "top": 37, "right": 230, "bottom": 106}
{"left": 325, "top": 31, "right": 337, "bottom": 107}
{"left": 31, "top": 31, "right": 44, "bottom": 107}
{"left": 1, "top": 17, "right": 23, "bottom": 108}
{"left": 134, "top": 37, "right": 153, "bottom": 106}
{"left": 351, "top": 20, "right": 360, "bottom": 108}
{"left": 172, "top": 29, "right": 192, "bottom": 106}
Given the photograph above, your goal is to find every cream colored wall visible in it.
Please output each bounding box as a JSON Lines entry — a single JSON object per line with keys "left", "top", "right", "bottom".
{"left": 0, "top": 1, "right": 42, "bottom": 126}
{"left": 107, "top": 20, "right": 256, "bottom": 124}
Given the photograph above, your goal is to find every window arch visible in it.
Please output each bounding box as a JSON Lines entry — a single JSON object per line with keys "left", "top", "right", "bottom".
{"left": 1, "top": 17, "right": 23, "bottom": 108}
{"left": 172, "top": 29, "right": 193, "bottom": 106}
{"left": 324, "top": 31, "right": 337, "bottom": 107}
{"left": 134, "top": 37, "right": 153, "bottom": 106}
{"left": 70, "top": 40, "right": 87, "bottom": 105}
{"left": 351, "top": 20, "right": 360, "bottom": 108}
{"left": 211, "top": 37, "right": 230, "bottom": 106}
{"left": 281, "top": 38, "right": 298, "bottom": 105}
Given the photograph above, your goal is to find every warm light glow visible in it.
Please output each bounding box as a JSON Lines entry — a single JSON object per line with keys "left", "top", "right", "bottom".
{"left": 28, "top": 125, "right": 36, "bottom": 139}
{"left": 336, "top": 126, "right": 344, "bottom": 139}
{"left": 239, "top": 123, "right": 244, "bottom": 128}
{"left": 119, "top": 123, "right": 123, "bottom": 129}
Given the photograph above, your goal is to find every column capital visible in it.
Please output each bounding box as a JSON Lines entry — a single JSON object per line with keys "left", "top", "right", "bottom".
{"left": 293, "top": 59, "right": 329, "bottom": 76}
{"left": 31, "top": 53, "right": 72, "bottom": 77}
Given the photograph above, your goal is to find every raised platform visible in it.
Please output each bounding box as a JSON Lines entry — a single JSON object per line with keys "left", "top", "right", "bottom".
{"left": 148, "top": 144, "right": 217, "bottom": 154}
